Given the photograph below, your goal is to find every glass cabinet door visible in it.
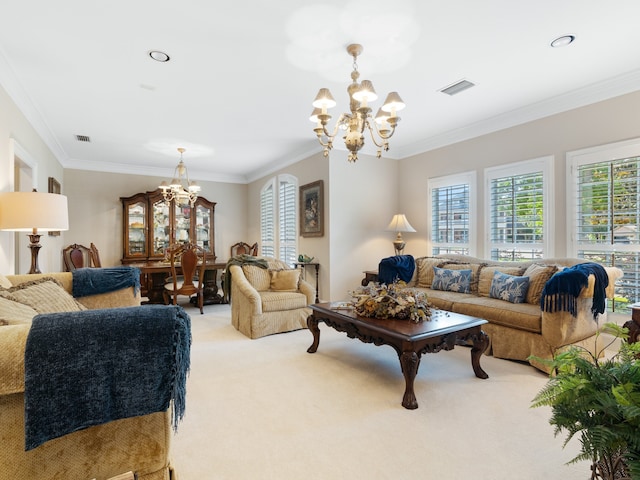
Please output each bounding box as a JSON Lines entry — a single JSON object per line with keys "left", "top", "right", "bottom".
{"left": 151, "top": 198, "right": 170, "bottom": 257}
{"left": 122, "top": 195, "right": 148, "bottom": 259}
{"left": 195, "top": 204, "right": 211, "bottom": 252}
{"left": 174, "top": 202, "right": 191, "bottom": 244}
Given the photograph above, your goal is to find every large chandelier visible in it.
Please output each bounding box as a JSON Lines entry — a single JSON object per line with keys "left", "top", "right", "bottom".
{"left": 310, "top": 44, "right": 405, "bottom": 162}
{"left": 158, "top": 147, "right": 201, "bottom": 206}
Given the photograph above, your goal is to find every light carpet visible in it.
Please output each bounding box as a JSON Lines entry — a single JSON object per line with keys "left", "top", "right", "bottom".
{"left": 170, "top": 304, "right": 590, "bottom": 480}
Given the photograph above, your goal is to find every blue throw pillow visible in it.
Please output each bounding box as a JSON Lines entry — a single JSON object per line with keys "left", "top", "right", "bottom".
{"left": 489, "top": 271, "right": 530, "bottom": 303}
{"left": 431, "top": 267, "right": 472, "bottom": 294}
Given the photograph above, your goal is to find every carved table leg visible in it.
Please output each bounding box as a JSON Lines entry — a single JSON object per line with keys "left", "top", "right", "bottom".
{"left": 470, "top": 330, "right": 490, "bottom": 379}
{"left": 307, "top": 315, "right": 321, "bottom": 353}
{"left": 399, "top": 350, "right": 420, "bottom": 409}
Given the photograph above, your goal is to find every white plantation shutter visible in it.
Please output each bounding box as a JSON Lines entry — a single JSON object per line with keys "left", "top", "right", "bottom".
{"left": 485, "top": 157, "right": 552, "bottom": 261}
{"left": 260, "top": 180, "right": 275, "bottom": 258}
{"left": 279, "top": 178, "right": 297, "bottom": 266}
{"left": 569, "top": 140, "right": 640, "bottom": 312}
{"left": 260, "top": 175, "right": 297, "bottom": 264}
{"left": 431, "top": 183, "right": 470, "bottom": 255}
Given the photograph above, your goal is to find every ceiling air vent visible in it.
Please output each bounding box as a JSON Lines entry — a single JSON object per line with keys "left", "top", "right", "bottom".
{"left": 440, "top": 79, "right": 475, "bottom": 96}
{"left": 75, "top": 135, "right": 91, "bottom": 143}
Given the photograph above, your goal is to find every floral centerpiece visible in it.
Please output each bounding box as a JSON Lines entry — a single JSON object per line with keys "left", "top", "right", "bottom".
{"left": 349, "top": 280, "right": 432, "bottom": 323}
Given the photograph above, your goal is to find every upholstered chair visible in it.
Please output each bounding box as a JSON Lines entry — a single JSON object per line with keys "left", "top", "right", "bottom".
{"left": 229, "top": 257, "right": 315, "bottom": 339}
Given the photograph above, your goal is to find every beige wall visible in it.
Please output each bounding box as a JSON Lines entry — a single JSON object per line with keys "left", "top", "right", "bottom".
{"left": 399, "top": 90, "right": 640, "bottom": 259}
{"left": 63, "top": 169, "right": 247, "bottom": 267}
{"left": 0, "top": 87, "right": 66, "bottom": 274}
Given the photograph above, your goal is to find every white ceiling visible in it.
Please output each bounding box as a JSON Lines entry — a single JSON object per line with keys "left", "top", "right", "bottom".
{"left": 1, "top": 0, "right": 640, "bottom": 184}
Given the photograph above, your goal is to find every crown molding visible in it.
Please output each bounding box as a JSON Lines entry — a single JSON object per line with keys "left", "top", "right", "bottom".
{"left": 0, "top": 45, "right": 69, "bottom": 165}
{"left": 394, "top": 69, "right": 640, "bottom": 160}
{"left": 63, "top": 157, "right": 248, "bottom": 185}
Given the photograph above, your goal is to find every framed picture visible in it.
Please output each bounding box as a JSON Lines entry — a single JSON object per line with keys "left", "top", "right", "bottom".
{"left": 48, "top": 177, "right": 61, "bottom": 236}
{"left": 299, "top": 180, "right": 324, "bottom": 237}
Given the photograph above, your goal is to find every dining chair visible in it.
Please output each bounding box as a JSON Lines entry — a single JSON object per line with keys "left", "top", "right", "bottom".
{"left": 62, "top": 243, "right": 102, "bottom": 271}
{"left": 163, "top": 242, "right": 207, "bottom": 314}
{"left": 230, "top": 241, "right": 258, "bottom": 257}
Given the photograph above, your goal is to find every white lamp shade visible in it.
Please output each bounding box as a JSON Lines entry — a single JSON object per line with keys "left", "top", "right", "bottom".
{"left": 0, "top": 191, "right": 69, "bottom": 232}
{"left": 312, "top": 88, "right": 337, "bottom": 109}
{"left": 386, "top": 213, "right": 416, "bottom": 233}
{"left": 381, "top": 92, "right": 406, "bottom": 113}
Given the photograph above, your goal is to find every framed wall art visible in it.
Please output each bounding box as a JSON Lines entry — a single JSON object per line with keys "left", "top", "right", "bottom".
{"left": 299, "top": 180, "right": 324, "bottom": 237}
{"left": 48, "top": 177, "right": 61, "bottom": 236}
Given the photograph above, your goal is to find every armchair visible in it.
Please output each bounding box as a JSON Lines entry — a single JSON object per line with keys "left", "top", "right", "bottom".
{"left": 229, "top": 257, "right": 315, "bottom": 339}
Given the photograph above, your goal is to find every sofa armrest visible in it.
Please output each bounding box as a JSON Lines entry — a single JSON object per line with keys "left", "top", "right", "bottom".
{"left": 229, "top": 265, "right": 263, "bottom": 315}
{"left": 541, "top": 266, "right": 623, "bottom": 348}
{"left": 299, "top": 279, "right": 315, "bottom": 304}
{"left": 0, "top": 324, "right": 30, "bottom": 395}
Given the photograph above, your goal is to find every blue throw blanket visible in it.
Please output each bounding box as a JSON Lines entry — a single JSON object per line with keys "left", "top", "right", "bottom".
{"left": 24, "top": 304, "right": 191, "bottom": 451}
{"left": 540, "top": 262, "right": 609, "bottom": 319}
{"left": 378, "top": 255, "right": 415, "bottom": 285}
{"left": 72, "top": 266, "right": 141, "bottom": 298}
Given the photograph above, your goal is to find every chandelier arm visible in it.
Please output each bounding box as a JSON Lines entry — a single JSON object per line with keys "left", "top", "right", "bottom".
{"left": 364, "top": 120, "right": 388, "bottom": 149}
{"left": 368, "top": 116, "right": 398, "bottom": 141}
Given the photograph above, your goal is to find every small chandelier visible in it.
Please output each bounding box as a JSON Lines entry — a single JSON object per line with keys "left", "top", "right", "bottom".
{"left": 310, "top": 44, "right": 406, "bottom": 162}
{"left": 158, "top": 147, "right": 201, "bottom": 206}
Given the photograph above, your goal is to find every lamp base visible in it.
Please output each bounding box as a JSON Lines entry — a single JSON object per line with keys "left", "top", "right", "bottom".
{"left": 393, "top": 239, "right": 406, "bottom": 256}
{"left": 27, "top": 233, "right": 42, "bottom": 274}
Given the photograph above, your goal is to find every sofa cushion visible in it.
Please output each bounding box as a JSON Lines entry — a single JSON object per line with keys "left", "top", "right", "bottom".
{"left": 260, "top": 291, "right": 309, "bottom": 312}
{"left": 0, "top": 278, "right": 86, "bottom": 314}
{"left": 0, "top": 296, "right": 38, "bottom": 325}
{"left": 523, "top": 263, "right": 557, "bottom": 305}
{"left": 431, "top": 267, "right": 472, "bottom": 293}
{"left": 422, "top": 289, "right": 476, "bottom": 311}
{"left": 270, "top": 269, "right": 300, "bottom": 292}
{"left": 0, "top": 273, "right": 11, "bottom": 289}
{"left": 478, "top": 266, "right": 526, "bottom": 297}
{"left": 450, "top": 296, "right": 542, "bottom": 333}
{"left": 489, "top": 271, "right": 530, "bottom": 304}
{"left": 415, "top": 257, "right": 446, "bottom": 288}
{"left": 242, "top": 265, "right": 271, "bottom": 291}
{"left": 440, "top": 262, "right": 485, "bottom": 293}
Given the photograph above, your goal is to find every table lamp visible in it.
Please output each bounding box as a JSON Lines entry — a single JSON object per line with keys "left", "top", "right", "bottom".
{"left": 386, "top": 213, "right": 416, "bottom": 255}
{"left": 0, "top": 190, "right": 69, "bottom": 274}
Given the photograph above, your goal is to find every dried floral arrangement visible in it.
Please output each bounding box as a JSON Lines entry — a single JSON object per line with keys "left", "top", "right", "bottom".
{"left": 350, "top": 280, "right": 432, "bottom": 323}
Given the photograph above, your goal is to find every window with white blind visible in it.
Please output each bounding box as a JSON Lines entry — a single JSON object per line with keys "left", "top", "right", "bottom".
{"left": 427, "top": 172, "right": 476, "bottom": 256}
{"left": 485, "top": 157, "right": 553, "bottom": 261}
{"left": 260, "top": 174, "right": 298, "bottom": 266}
{"left": 568, "top": 138, "right": 640, "bottom": 313}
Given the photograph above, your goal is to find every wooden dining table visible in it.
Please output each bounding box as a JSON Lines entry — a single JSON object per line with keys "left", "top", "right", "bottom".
{"left": 127, "top": 261, "right": 228, "bottom": 305}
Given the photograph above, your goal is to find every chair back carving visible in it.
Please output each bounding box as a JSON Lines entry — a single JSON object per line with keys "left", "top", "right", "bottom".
{"left": 230, "top": 241, "right": 258, "bottom": 258}
{"left": 63, "top": 243, "right": 102, "bottom": 271}
{"left": 163, "top": 242, "right": 207, "bottom": 314}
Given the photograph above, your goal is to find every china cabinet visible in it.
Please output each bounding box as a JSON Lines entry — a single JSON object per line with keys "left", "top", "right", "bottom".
{"left": 120, "top": 189, "right": 216, "bottom": 264}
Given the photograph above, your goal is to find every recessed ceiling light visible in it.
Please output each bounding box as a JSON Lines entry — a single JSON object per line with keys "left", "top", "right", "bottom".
{"left": 550, "top": 35, "right": 575, "bottom": 48}
{"left": 149, "top": 50, "right": 170, "bottom": 62}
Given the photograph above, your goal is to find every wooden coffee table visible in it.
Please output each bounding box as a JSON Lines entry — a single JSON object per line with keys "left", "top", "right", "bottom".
{"left": 307, "top": 303, "right": 490, "bottom": 409}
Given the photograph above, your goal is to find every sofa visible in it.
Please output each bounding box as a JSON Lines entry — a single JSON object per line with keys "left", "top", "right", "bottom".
{"left": 0, "top": 271, "right": 177, "bottom": 480}
{"left": 389, "top": 254, "right": 623, "bottom": 373}
{"left": 229, "top": 257, "right": 315, "bottom": 339}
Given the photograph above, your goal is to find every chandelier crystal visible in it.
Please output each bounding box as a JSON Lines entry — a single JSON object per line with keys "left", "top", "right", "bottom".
{"left": 158, "top": 147, "right": 201, "bottom": 206}
{"left": 310, "top": 44, "right": 405, "bottom": 162}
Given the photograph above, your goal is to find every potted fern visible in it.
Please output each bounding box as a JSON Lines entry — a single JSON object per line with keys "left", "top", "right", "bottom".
{"left": 531, "top": 323, "right": 640, "bottom": 480}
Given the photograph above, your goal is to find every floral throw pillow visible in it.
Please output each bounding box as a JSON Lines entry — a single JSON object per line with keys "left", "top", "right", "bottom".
{"left": 489, "top": 271, "right": 530, "bottom": 303}
{"left": 431, "top": 267, "right": 472, "bottom": 294}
